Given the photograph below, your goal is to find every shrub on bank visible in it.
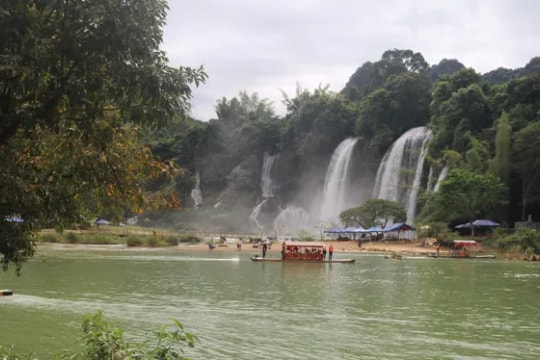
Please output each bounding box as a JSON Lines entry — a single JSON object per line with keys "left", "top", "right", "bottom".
{"left": 164, "top": 236, "right": 179, "bottom": 246}
{"left": 37, "top": 229, "right": 203, "bottom": 248}
{"left": 178, "top": 235, "right": 202, "bottom": 244}
{"left": 487, "top": 227, "right": 540, "bottom": 255}
{"left": 0, "top": 311, "right": 197, "bottom": 359}
{"left": 39, "top": 233, "right": 58, "bottom": 243}
{"left": 146, "top": 236, "right": 161, "bottom": 247}
{"left": 126, "top": 235, "right": 145, "bottom": 247}
{"left": 66, "top": 232, "right": 78, "bottom": 243}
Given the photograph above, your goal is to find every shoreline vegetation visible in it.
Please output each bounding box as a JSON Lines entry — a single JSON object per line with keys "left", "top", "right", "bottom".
{"left": 36, "top": 226, "right": 538, "bottom": 261}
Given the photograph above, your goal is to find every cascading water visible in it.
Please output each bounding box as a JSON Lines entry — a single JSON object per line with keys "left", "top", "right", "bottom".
{"left": 433, "top": 166, "right": 449, "bottom": 192}
{"left": 249, "top": 152, "right": 279, "bottom": 232}
{"left": 426, "top": 166, "right": 434, "bottom": 192}
{"left": 372, "top": 126, "right": 432, "bottom": 223}
{"left": 320, "top": 137, "right": 359, "bottom": 222}
{"left": 249, "top": 199, "right": 268, "bottom": 232}
{"left": 427, "top": 165, "right": 449, "bottom": 192}
{"left": 261, "top": 152, "right": 278, "bottom": 198}
{"left": 190, "top": 172, "right": 202, "bottom": 208}
{"left": 273, "top": 204, "right": 310, "bottom": 235}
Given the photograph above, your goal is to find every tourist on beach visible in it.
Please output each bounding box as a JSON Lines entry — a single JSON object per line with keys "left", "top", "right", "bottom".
{"left": 329, "top": 244, "right": 334, "bottom": 260}
{"left": 262, "top": 242, "right": 268, "bottom": 258}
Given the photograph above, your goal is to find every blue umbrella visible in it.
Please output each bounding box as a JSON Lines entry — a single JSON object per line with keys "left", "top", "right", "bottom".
{"left": 344, "top": 226, "right": 365, "bottom": 233}
{"left": 471, "top": 219, "right": 500, "bottom": 227}
{"left": 383, "top": 223, "right": 416, "bottom": 232}
{"left": 456, "top": 219, "right": 500, "bottom": 228}
{"left": 364, "top": 226, "right": 383, "bottom": 232}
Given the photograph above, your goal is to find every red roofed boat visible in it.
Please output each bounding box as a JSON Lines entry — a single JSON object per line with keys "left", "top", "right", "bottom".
{"left": 250, "top": 241, "right": 355, "bottom": 263}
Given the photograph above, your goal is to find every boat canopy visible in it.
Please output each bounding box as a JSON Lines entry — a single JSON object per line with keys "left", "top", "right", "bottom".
{"left": 453, "top": 240, "right": 478, "bottom": 246}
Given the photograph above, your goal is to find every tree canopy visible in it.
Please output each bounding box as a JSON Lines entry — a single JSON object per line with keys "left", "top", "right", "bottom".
{"left": 418, "top": 169, "right": 507, "bottom": 227}
{"left": 339, "top": 199, "right": 406, "bottom": 228}
{"left": 0, "top": 0, "right": 206, "bottom": 272}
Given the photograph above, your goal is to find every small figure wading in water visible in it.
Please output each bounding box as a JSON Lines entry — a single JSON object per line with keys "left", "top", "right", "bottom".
{"left": 262, "top": 242, "right": 268, "bottom": 258}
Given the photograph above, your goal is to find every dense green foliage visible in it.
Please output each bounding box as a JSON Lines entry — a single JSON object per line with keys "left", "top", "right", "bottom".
{"left": 490, "top": 227, "right": 540, "bottom": 255}
{"left": 340, "top": 199, "right": 406, "bottom": 228}
{"left": 0, "top": 0, "right": 206, "bottom": 271}
{"left": 0, "top": 311, "right": 197, "bottom": 359}
{"left": 418, "top": 169, "right": 507, "bottom": 230}
{"left": 36, "top": 228, "right": 202, "bottom": 247}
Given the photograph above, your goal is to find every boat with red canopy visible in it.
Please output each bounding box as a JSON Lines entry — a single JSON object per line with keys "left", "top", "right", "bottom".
{"left": 250, "top": 241, "right": 355, "bottom": 263}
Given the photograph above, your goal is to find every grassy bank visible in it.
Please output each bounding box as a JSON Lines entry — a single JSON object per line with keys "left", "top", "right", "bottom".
{"left": 37, "top": 226, "right": 202, "bottom": 248}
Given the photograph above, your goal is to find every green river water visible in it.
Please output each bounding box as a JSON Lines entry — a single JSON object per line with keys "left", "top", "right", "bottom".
{"left": 1, "top": 245, "right": 539, "bottom": 359}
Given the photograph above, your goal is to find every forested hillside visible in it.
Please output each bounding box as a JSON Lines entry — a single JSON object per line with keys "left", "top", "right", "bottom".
{"left": 145, "top": 49, "right": 540, "bottom": 234}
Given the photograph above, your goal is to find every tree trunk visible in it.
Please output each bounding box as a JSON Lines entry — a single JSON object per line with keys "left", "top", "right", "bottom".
{"left": 522, "top": 181, "right": 529, "bottom": 222}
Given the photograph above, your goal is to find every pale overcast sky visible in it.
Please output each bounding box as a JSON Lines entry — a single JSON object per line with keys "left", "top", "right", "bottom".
{"left": 162, "top": 0, "right": 540, "bottom": 121}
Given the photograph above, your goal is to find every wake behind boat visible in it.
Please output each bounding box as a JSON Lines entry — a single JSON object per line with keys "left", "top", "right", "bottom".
{"left": 250, "top": 241, "right": 355, "bottom": 263}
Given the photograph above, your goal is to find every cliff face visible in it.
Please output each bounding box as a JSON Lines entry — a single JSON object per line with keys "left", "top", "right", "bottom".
{"left": 214, "top": 155, "right": 260, "bottom": 211}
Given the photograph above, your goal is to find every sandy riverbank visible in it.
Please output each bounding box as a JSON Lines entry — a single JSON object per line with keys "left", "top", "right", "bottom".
{"left": 38, "top": 239, "right": 437, "bottom": 255}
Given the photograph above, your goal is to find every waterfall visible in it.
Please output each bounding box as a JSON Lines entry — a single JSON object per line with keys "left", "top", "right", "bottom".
{"left": 190, "top": 172, "right": 202, "bottom": 208}
{"left": 427, "top": 165, "right": 449, "bottom": 192}
{"left": 320, "top": 137, "right": 359, "bottom": 222}
{"left": 247, "top": 152, "right": 279, "bottom": 232}
{"left": 426, "top": 166, "right": 434, "bottom": 192}
{"left": 372, "top": 126, "right": 432, "bottom": 223}
{"left": 261, "top": 152, "right": 278, "bottom": 198}
{"left": 273, "top": 204, "right": 310, "bottom": 235}
{"left": 249, "top": 199, "right": 268, "bottom": 232}
{"left": 433, "top": 166, "right": 449, "bottom": 192}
